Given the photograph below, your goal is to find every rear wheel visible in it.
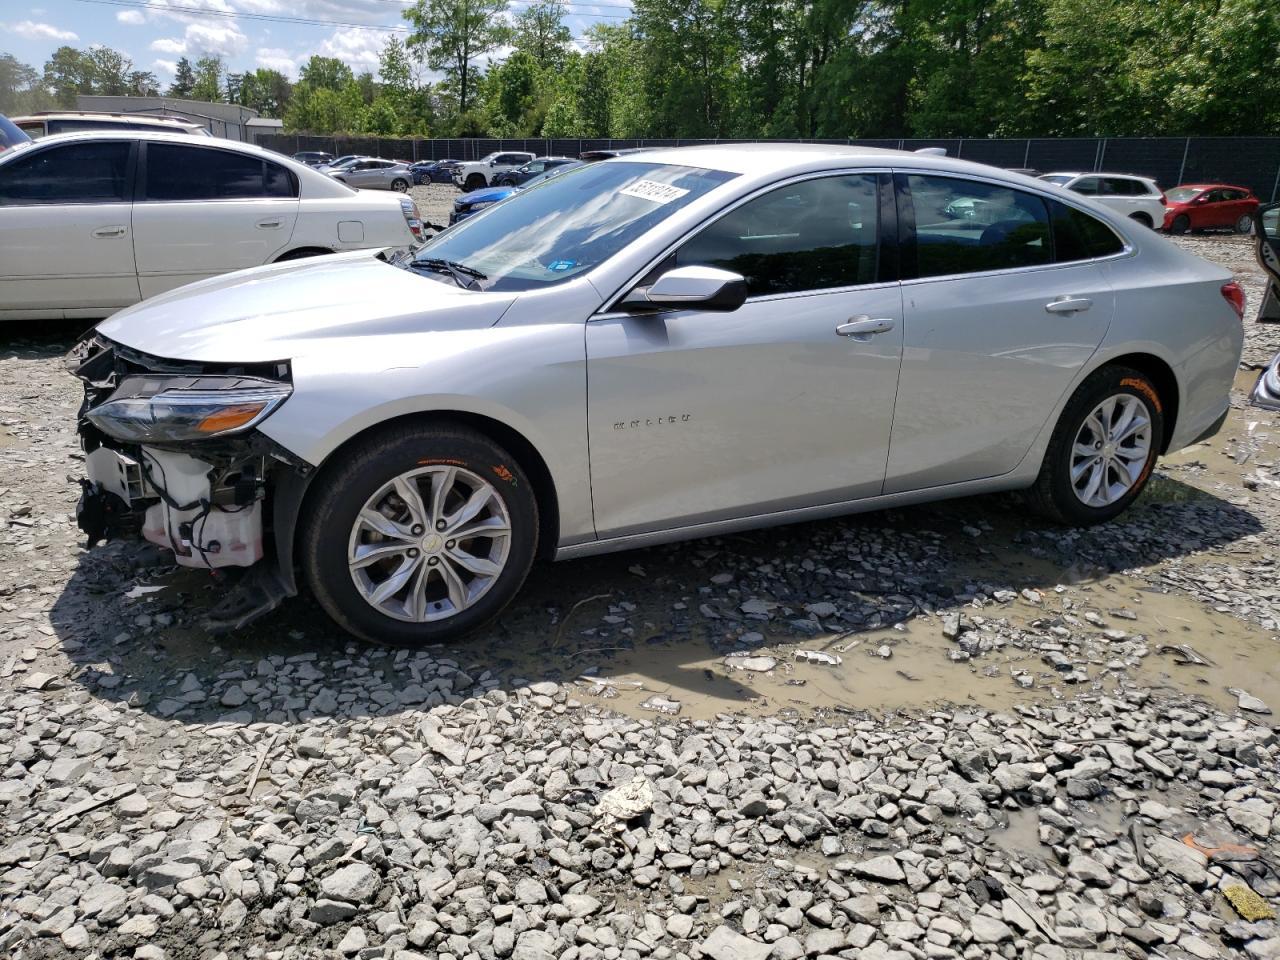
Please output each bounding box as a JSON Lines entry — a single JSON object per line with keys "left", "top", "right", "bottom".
{"left": 1236, "top": 214, "right": 1254, "bottom": 235}
{"left": 1028, "top": 366, "right": 1163, "bottom": 526}
{"left": 1169, "top": 213, "right": 1190, "bottom": 234}
{"left": 301, "top": 424, "right": 538, "bottom": 646}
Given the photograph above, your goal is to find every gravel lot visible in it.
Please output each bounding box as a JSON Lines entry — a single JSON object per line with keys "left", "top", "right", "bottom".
{"left": 1, "top": 234, "right": 1278, "bottom": 960}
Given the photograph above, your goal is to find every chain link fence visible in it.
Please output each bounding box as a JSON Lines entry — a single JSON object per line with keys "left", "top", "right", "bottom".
{"left": 259, "top": 134, "right": 1280, "bottom": 201}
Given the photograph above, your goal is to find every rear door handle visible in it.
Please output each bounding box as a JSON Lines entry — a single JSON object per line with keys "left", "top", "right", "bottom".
{"left": 836, "top": 316, "right": 896, "bottom": 338}
{"left": 257, "top": 218, "right": 284, "bottom": 229}
{"left": 1045, "top": 297, "right": 1093, "bottom": 315}
{"left": 92, "top": 225, "right": 127, "bottom": 239}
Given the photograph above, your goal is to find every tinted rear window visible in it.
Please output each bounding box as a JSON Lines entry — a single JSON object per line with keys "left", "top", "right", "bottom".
{"left": 145, "top": 143, "right": 296, "bottom": 200}
{"left": 1052, "top": 200, "right": 1124, "bottom": 260}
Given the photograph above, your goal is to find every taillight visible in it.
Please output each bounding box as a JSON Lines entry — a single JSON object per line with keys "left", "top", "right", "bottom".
{"left": 1159, "top": 192, "right": 1168, "bottom": 206}
{"left": 400, "top": 197, "right": 424, "bottom": 241}
{"left": 1221, "top": 281, "right": 1246, "bottom": 320}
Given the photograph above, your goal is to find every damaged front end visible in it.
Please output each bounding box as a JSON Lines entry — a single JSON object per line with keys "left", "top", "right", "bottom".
{"left": 67, "top": 334, "right": 310, "bottom": 630}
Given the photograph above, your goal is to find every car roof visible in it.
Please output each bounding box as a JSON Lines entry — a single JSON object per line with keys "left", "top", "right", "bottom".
{"left": 609, "top": 142, "right": 1058, "bottom": 181}
{"left": 1043, "top": 171, "right": 1153, "bottom": 181}
{"left": 1175, "top": 183, "right": 1250, "bottom": 191}
{"left": 15, "top": 111, "right": 200, "bottom": 125}
{"left": 18, "top": 128, "right": 275, "bottom": 153}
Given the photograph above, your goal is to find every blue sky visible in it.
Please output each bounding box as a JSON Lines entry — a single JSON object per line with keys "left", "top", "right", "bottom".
{"left": 1, "top": 1, "right": 633, "bottom": 84}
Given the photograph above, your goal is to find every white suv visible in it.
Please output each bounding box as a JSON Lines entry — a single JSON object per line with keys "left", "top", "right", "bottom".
{"left": 0, "top": 131, "right": 425, "bottom": 321}
{"left": 453, "top": 151, "right": 536, "bottom": 191}
{"left": 1039, "top": 172, "right": 1166, "bottom": 228}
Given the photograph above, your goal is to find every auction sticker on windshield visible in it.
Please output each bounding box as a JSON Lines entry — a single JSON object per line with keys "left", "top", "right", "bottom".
{"left": 620, "top": 180, "right": 691, "bottom": 204}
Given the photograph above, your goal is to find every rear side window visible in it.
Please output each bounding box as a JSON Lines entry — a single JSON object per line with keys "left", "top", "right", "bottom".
{"left": 145, "top": 143, "right": 296, "bottom": 200}
{"left": 0, "top": 141, "right": 131, "bottom": 205}
{"left": 1051, "top": 201, "right": 1124, "bottom": 261}
{"left": 906, "top": 174, "right": 1050, "bottom": 277}
{"left": 676, "top": 174, "right": 880, "bottom": 296}
{"left": 1070, "top": 177, "right": 1101, "bottom": 196}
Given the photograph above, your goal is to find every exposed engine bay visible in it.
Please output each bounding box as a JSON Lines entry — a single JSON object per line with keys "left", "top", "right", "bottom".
{"left": 67, "top": 333, "right": 311, "bottom": 629}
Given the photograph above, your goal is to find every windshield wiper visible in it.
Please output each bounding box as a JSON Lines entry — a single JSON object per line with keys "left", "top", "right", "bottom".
{"left": 408, "top": 257, "right": 487, "bottom": 290}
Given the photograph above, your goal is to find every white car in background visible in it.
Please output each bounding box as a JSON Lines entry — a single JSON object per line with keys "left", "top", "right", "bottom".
{"left": 12, "top": 111, "right": 209, "bottom": 139}
{"left": 1038, "top": 172, "right": 1166, "bottom": 228}
{"left": 0, "top": 132, "right": 425, "bottom": 321}
{"left": 452, "top": 151, "right": 536, "bottom": 191}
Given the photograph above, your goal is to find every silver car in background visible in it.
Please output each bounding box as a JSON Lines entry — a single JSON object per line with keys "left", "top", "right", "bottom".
{"left": 330, "top": 158, "right": 413, "bottom": 192}
{"left": 68, "top": 144, "right": 1244, "bottom": 646}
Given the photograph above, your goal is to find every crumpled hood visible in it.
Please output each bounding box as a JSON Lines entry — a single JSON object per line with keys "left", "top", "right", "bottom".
{"left": 97, "top": 250, "right": 519, "bottom": 364}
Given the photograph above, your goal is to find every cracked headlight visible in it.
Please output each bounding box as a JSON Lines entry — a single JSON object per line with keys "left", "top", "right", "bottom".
{"left": 465, "top": 201, "right": 495, "bottom": 211}
{"left": 86, "top": 378, "right": 292, "bottom": 444}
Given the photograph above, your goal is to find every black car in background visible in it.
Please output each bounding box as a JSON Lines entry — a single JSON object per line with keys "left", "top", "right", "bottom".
{"left": 292, "top": 151, "right": 335, "bottom": 167}
{"left": 493, "top": 156, "right": 577, "bottom": 187}
{"left": 410, "top": 159, "right": 461, "bottom": 185}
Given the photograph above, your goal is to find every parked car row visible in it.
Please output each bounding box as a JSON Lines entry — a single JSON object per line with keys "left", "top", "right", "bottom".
{"left": 1038, "top": 171, "right": 1260, "bottom": 233}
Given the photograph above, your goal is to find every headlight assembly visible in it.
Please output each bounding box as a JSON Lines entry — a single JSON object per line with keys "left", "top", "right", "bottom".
{"left": 85, "top": 377, "right": 292, "bottom": 444}
{"left": 466, "top": 201, "right": 495, "bottom": 211}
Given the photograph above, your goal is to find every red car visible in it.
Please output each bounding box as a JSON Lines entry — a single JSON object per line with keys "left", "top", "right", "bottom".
{"left": 1163, "top": 183, "right": 1259, "bottom": 234}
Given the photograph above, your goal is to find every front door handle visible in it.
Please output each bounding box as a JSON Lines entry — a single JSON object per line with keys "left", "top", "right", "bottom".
{"left": 257, "top": 218, "right": 284, "bottom": 229}
{"left": 836, "top": 317, "right": 896, "bottom": 338}
{"left": 1045, "top": 297, "right": 1093, "bottom": 315}
{"left": 92, "top": 225, "right": 127, "bottom": 239}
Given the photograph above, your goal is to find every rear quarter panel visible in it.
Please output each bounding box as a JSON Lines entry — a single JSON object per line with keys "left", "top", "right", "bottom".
{"left": 293, "top": 194, "right": 414, "bottom": 251}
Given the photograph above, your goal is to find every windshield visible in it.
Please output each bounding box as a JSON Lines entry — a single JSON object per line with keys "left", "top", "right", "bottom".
{"left": 415, "top": 161, "right": 737, "bottom": 291}
{"left": 1039, "top": 175, "right": 1072, "bottom": 185}
{"left": 1165, "top": 187, "right": 1202, "bottom": 203}
{"left": 0, "top": 115, "right": 32, "bottom": 151}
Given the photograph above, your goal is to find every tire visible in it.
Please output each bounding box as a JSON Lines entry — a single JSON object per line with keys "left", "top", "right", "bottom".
{"left": 465, "top": 173, "right": 486, "bottom": 190}
{"left": 300, "top": 424, "right": 539, "bottom": 646}
{"left": 1027, "top": 366, "right": 1164, "bottom": 526}
{"left": 1129, "top": 212, "right": 1153, "bottom": 228}
{"left": 1236, "top": 214, "right": 1254, "bottom": 235}
{"left": 391, "top": 178, "right": 409, "bottom": 192}
{"left": 276, "top": 248, "right": 332, "bottom": 262}
{"left": 1169, "top": 214, "right": 1190, "bottom": 234}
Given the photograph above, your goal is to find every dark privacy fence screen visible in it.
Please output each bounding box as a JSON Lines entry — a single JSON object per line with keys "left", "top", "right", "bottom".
{"left": 260, "top": 135, "right": 1280, "bottom": 201}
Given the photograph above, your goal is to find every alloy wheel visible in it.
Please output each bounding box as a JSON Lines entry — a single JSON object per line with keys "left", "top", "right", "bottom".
{"left": 1069, "top": 394, "right": 1153, "bottom": 508}
{"left": 347, "top": 465, "right": 511, "bottom": 623}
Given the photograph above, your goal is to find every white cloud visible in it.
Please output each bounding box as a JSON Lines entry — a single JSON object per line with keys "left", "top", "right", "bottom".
{"left": 318, "top": 26, "right": 385, "bottom": 73}
{"left": 1, "top": 19, "right": 79, "bottom": 42}
{"left": 255, "top": 47, "right": 298, "bottom": 76}
{"left": 116, "top": 10, "right": 146, "bottom": 24}
{"left": 151, "top": 37, "right": 188, "bottom": 54}
{"left": 153, "top": 59, "right": 178, "bottom": 76}
{"left": 185, "top": 22, "right": 249, "bottom": 57}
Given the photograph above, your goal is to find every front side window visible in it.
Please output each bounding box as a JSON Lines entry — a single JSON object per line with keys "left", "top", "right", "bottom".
{"left": 145, "top": 144, "right": 295, "bottom": 200}
{"left": 1101, "top": 177, "right": 1138, "bottom": 196}
{"left": 1166, "top": 187, "right": 1201, "bottom": 203}
{"left": 675, "top": 174, "right": 880, "bottom": 296}
{"left": 415, "top": 161, "right": 737, "bottom": 291}
{"left": 0, "top": 141, "right": 131, "bottom": 205}
{"left": 907, "top": 174, "right": 1050, "bottom": 277}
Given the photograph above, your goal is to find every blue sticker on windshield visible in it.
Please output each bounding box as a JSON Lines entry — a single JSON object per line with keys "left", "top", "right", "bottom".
{"left": 548, "top": 259, "right": 576, "bottom": 272}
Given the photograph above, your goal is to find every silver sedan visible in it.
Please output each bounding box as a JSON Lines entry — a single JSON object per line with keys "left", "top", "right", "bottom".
{"left": 70, "top": 144, "right": 1244, "bottom": 645}
{"left": 331, "top": 157, "right": 413, "bottom": 192}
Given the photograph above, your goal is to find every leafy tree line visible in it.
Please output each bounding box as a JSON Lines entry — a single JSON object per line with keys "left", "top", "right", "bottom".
{"left": 3, "top": 0, "right": 1278, "bottom": 137}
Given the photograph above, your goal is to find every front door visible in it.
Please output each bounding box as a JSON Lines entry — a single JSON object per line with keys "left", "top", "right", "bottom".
{"left": 0, "top": 139, "right": 139, "bottom": 316}
{"left": 1257, "top": 202, "right": 1280, "bottom": 322}
{"left": 132, "top": 142, "right": 299, "bottom": 297}
{"left": 586, "top": 172, "right": 903, "bottom": 538}
{"left": 885, "top": 173, "right": 1115, "bottom": 493}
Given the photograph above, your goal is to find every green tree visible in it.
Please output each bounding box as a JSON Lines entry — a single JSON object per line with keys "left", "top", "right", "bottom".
{"left": 43, "top": 46, "right": 95, "bottom": 107}
{"left": 168, "top": 57, "right": 196, "bottom": 98}
{"left": 515, "top": 0, "right": 572, "bottom": 69}
{"left": 298, "top": 55, "right": 354, "bottom": 91}
{"left": 232, "top": 68, "right": 292, "bottom": 116}
{"left": 127, "top": 70, "right": 159, "bottom": 97}
{"left": 191, "top": 55, "right": 224, "bottom": 102}
{"left": 404, "top": 0, "right": 511, "bottom": 120}
{"left": 0, "top": 53, "right": 53, "bottom": 113}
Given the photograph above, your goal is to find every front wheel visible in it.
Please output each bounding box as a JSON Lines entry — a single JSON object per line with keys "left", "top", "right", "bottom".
{"left": 1028, "top": 366, "right": 1164, "bottom": 526}
{"left": 301, "top": 424, "right": 538, "bottom": 646}
{"left": 1169, "top": 213, "right": 1190, "bottom": 234}
{"left": 1236, "top": 214, "right": 1254, "bottom": 235}
{"left": 391, "top": 178, "right": 409, "bottom": 192}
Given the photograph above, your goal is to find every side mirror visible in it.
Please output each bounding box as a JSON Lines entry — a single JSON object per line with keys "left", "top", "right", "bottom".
{"left": 622, "top": 265, "right": 748, "bottom": 312}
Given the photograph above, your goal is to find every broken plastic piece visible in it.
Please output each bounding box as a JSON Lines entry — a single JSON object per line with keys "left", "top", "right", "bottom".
{"left": 795, "top": 650, "right": 842, "bottom": 666}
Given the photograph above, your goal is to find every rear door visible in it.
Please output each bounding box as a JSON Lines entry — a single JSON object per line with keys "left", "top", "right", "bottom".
{"left": 132, "top": 142, "right": 299, "bottom": 297}
{"left": 885, "top": 173, "right": 1115, "bottom": 493}
{"left": 0, "top": 138, "right": 139, "bottom": 316}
